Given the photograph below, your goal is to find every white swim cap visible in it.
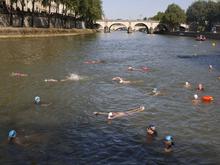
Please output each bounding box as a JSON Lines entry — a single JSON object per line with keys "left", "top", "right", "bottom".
{"left": 108, "top": 112, "right": 113, "bottom": 119}
{"left": 194, "top": 94, "right": 198, "bottom": 100}
{"left": 185, "top": 82, "right": 189, "bottom": 85}
{"left": 140, "top": 105, "right": 145, "bottom": 110}
{"left": 34, "top": 96, "right": 41, "bottom": 104}
{"left": 152, "top": 88, "right": 157, "bottom": 93}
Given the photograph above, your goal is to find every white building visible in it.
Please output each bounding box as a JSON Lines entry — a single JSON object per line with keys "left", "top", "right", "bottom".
{"left": 4, "top": 0, "right": 72, "bottom": 15}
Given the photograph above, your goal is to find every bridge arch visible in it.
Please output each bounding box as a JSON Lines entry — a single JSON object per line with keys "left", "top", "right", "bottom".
{"left": 154, "top": 23, "right": 169, "bottom": 33}
{"left": 134, "top": 23, "right": 149, "bottom": 33}
{"left": 109, "top": 23, "right": 128, "bottom": 31}
{"left": 93, "top": 23, "right": 103, "bottom": 29}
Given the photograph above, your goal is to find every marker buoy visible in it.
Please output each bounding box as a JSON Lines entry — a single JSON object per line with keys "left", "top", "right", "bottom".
{"left": 202, "top": 96, "right": 214, "bottom": 102}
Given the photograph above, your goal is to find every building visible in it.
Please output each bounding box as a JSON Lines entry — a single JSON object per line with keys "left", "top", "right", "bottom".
{"left": 3, "top": 0, "right": 72, "bottom": 15}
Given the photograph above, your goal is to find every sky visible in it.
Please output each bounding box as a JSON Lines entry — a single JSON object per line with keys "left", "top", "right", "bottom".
{"left": 102, "top": 0, "right": 196, "bottom": 20}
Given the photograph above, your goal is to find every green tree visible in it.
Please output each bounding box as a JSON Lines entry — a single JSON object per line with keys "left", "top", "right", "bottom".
{"left": 79, "top": 0, "right": 102, "bottom": 28}
{"left": 161, "top": 3, "right": 186, "bottom": 31}
{"left": 66, "top": 0, "right": 80, "bottom": 27}
{"left": 150, "top": 12, "right": 164, "bottom": 21}
{"left": 186, "top": 1, "right": 208, "bottom": 31}
{"left": 186, "top": 0, "right": 220, "bottom": 31}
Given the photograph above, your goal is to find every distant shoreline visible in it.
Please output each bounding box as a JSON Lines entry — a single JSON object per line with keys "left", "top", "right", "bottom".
{"left": 0, "top": 28, "right": 96, "bottom": 39}
{"left": 158, "top": 31, "right": 220, "bottom": 40}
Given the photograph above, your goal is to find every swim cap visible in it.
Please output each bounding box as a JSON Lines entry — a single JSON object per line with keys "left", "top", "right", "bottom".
{"left": 34, "top": 96, "right": 41, "bottom": 104}
{"left": 185, "top": 82, "right": 189, "bottom": 86}
{"left": 165, "top": 135, "right": 173, "bottom": 141}
{"left": 149, "top": 124, "right": 156, "bottom": 130}
{"left": 194, "top": 94, "right": 198, "bottom": 100}
{"left": 140, "top": 105, "right": 145, "bottom": 110}
{"left": 152, "top": 88, "right": 157, "bottom": 93}
{"left": 108, "top": 112, "right": 113, "bottom": 119}
{"left": 8, "top": 130, "right": 16, "bottom": 138}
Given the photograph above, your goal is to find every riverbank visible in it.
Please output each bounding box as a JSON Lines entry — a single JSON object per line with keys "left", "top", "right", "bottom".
{"left": 0, "top": 28, "right": 96, "bottom": 38}
{"left": 158, "top": 31, "right": 220, "bottom": 40}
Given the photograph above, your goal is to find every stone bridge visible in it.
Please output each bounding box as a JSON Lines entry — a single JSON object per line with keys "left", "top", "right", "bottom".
{"left": 96, "top": 20, "right": 160, "bottom": 33}
{"left": 95, "top": 19, "right": 188, "bottom": 33}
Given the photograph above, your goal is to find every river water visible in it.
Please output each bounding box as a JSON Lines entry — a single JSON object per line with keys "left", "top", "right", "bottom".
{"left": 0, "top": 32, "right": 220, "bottom": 164}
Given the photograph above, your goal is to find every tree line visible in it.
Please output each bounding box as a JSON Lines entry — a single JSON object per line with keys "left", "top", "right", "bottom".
{"left": 149, "top": 0, "right": 220, "bottom": 32}
{"left": 2, "top": 0, "right": 103, "bottom": 28}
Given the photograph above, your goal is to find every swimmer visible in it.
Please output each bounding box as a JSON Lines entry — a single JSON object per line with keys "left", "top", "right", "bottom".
{"left": 112, "top": 77, "right": 142, "bottom": 84}
{"left": 11, "top": 72, "right": 28, "bottom": 77}
{"left": 84, "top": 60, "right": 105, "bottom": 64}
{"left": 150, "top": 88, "right": 165, "bottom": 96}
{"left": 44, "top": 79, "right": 58, "bottom": 82}
{"left": 164, "top": 135, "right": 174, "bottom": 153}
{"left": 184, "top": 81, "right": 191, "bottom": 88}
{"left": 146, "top": 124, "right": 157, "bottom": 144}
{"left": 8, "top": 130, "right": 23, "bottom": 145}
{"left": 147, "top": 125, "right": 158, "bottom": 136}
{"left": 192, "top": 94, "right": 200, "bottom": 105}
{"left": 34, "top": 96, "right": 51, "bottom": 107}
{"left": 128, "top": 66, "right": 135, "bottom": 71}
{"left": 112, "top": 77, "right": 131, "bottom": 84}
{"left": 209, "top": 65, "right": 213, "bottom": 72}
{"left": 60, "top": 73, "right": 82, "bottom": 82}
{"left": 127, "top": 66, "right": 150, "bottom": 73}
{"left": 141, "top": 66, "right": 150, "bottom": 72}
{"left": 94, "top": 105, "right": 145, "bottom": 120}
{"left": 197, "top": 83, "right": 204, "bottom": 91}
{"left": 7, "top": 130, "right": 49, "bottom": 146}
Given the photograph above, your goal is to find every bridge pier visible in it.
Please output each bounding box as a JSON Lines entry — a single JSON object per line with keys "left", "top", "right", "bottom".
{"left": 127, "top": 26, "right": 132, "bottom": 33}
{"left": 104, "top": 26, "right": 110, "bottom": 33}
{"left": 149, "top": 27, "right": 154, "bottom": 34}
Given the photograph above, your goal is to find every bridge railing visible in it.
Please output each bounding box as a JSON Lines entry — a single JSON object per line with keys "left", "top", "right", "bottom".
{"left": 96, "top": 19, "right": 160, "bottom": 23}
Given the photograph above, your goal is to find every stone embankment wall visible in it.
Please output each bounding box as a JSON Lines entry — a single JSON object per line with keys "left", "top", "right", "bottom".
{"left": 0, "top": 14, "right": 84, "bottom": 29}
{"left": 0, "top": 28, "right": 96, "bottom": 38}
{"left": 162, "top": 31, "right": 220, "bottom": 40}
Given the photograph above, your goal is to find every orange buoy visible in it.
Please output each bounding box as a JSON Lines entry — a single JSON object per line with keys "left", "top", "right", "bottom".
{"left": 202, "top": 96, "right": 214, "bottom": 102}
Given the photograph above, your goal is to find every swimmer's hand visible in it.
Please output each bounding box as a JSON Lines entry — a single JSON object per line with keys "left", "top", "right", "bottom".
{"left": 93, "top": 112, "right": 99, "bottom": 115}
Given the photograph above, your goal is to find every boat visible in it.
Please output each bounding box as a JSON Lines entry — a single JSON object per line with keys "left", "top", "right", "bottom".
{"left": 196, "top": 35, "right": 206, "bottom": 41}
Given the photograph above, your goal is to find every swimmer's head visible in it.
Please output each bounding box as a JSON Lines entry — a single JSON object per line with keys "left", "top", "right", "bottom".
{"left": 112, "top": 77, "right": 120, "bottom": 81}
{"left": 165, "top": 135, "right": 173, "bottom": 142}
{"left": 198, "top": 83, "right": 203, "bottom": 90}
{"left": 152, "top": 88, "right": 157, "bottom": 93}
{"left": 128, "top": 66, "right": 133, "bottom": 70}
{"left": 209, "top": 65, "right": 213, "bottom": 69}
{"left": 34, "top": 96, "right": 41, "bottom": 104}
{"left": 140, "top": 105, "right": 145, "bottom": 110}
{"left": 185, "top": 82, "right": 189, "bottom": 86}
{"left": 194, "top": 94, "right": 198, "bottom": 100}
{"left": 148, "top": 124, "right": 156, "bottom": 131}
{"left": 8, "top": 130, "right": 16, "bottom": 139}
{"left": 108, "top": 112, "right": 113, "bottom": 120}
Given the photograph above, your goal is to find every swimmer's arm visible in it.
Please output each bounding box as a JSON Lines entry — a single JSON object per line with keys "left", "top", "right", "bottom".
{"left": 60, "top": 79, "right": 68, "bottom": 82}
{"left": 93, "top": 112, "right": 109, "bottom": 115}
{"left": 127, "top": 106, "right": 145, "bottom": 113}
